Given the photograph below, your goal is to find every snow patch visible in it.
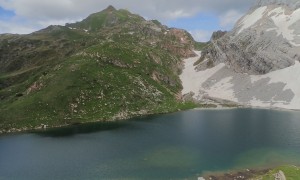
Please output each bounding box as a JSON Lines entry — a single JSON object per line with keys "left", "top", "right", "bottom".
{"left": 180, "top": 51, "right": 224, "bottom": 96}
{"left": 180, "top": 52, "right": 300, "bottom": 110}
{"left": 250, "top": 61, "right": 300, "bottom": 109}
{"left": 266, "top": 28, "right": 277, "bottom": 32}
{"left": 206, "top": 77, "right": 237, "bottom": 101}
{"left": 237, "top": 6, "right": 267, "bottom": 34}
{"left": 267, "top": 7, "right": 300, "bottom": 46}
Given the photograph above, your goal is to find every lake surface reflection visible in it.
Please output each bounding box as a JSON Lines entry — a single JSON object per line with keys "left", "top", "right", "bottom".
{"left": 1, "top": 109, "right": 300, "bottom": 179}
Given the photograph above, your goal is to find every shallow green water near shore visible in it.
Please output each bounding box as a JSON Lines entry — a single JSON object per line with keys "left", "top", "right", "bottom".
{"left": 1, "top": 109, "right": 300, "bottom": 179}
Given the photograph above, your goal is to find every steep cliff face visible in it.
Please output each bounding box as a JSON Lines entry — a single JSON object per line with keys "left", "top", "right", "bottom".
{"left": 180, "top": 0, "right": 300, "bottom": 110}
{"left": 199, "top": 0, "right": 300, "bottom": 74}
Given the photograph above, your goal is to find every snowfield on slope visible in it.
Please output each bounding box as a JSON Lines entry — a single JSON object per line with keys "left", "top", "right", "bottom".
{"left": 180, "top": 52, "right": 300, "bottom": 110}
{"left": 237, "top": 5, "right": 300, "bottom": 46}
{"left": 268, "top": 7, "right": 300, "bottom": 46}
{"left": 237, "top": 6, "right": 267, "bottom": 34}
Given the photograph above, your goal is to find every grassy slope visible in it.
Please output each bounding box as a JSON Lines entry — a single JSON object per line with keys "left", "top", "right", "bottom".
{"left": 254, "top": 165, "right": 300, "bottom": 180}
{"left": 0, "top": 51, "right": 196, "bottom": 130}
{"left": 194, "top": 41, "right": 209, "bottom": 51}
{"left": 0, "top": 10, "right": 198, "bottom": 130}
{"left": 0, "top": 53, "right": 195, "bottom": 129}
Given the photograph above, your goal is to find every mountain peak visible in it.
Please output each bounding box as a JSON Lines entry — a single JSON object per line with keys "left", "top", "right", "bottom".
{"left": 255, "top": 0, "right": 300, "bottom": 9}
{"left": 104, "top": 5, "right": 117, "bottom": 12}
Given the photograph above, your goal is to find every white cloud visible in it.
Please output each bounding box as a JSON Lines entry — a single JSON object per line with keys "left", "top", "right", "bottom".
{"left": 0, "top": 21, "right": 35, "bottom": 34}
{"left": 163, "top": 10, "right": 195, "bottom": 19}
{"left": 219, "top": 10, "right": 244, "bottom": 29}
{"left": 189, "top": 30, "right": 213, "bottom": 42}
{"left": 0, "top": 0, "right": 256, "bottom": 34}
{"left": 0, "top": 17, "right": 37, "bottom": 34}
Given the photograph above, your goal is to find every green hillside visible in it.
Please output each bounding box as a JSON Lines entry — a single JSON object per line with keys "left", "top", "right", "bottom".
{"left": 0, "top": 6, "right": 198, "bottom": 132}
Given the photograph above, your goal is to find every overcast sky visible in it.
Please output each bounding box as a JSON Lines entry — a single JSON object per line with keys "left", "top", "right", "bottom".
{"left": 0, "top": 0, "right": 256, "bottom": 41}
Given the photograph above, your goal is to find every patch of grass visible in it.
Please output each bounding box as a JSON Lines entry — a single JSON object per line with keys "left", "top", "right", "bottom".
{"left": 197, "top": 104, "right": 218, "bottom": 108}
{"left": 194, "top": 41, "right": 209, "bottom": 51}
{"left": 255, "top": 165, "right": 300, "bottom": 180}
{"left": 151, "top": 20, "right": 162, "bottom": 26}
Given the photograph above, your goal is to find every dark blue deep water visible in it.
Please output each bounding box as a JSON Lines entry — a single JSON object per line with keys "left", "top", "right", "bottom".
{"left": 1, "top": 109, "right": 300, "bottom": 179}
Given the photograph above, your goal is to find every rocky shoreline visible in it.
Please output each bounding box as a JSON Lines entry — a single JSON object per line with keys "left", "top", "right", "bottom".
{"left": 201, "top": 168, "right": 270, "bottom": 180}
{"left": 201, "top": 165, "right": 300, "bottom": 180}
{"left": 1, "top": 104, "right": 299, "bottom": 135}
{"left": 0, "top": 106, "right": 190, "bottom": 135}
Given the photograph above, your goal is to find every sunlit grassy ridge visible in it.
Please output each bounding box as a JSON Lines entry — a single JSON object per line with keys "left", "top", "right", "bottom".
{"left": 0, "top": 6, "right": 204, "bottom": 131}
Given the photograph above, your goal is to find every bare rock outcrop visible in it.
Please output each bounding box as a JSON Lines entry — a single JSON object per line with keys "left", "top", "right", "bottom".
{"left": 199, "top": 0, "right": 300, "bottom": 75}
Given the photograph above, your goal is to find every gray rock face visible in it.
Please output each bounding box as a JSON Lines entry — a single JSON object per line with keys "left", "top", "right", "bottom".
{"left": 210, "top": 30, "right": 227, "bottom": 41}
{"left": 199, "top": 1, "right": 300, "bottom": 75}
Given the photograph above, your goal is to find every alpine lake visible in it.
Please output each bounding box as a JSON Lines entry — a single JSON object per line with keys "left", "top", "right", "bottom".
{"left": 1, "top": 108, "right": 300, "bottom": 179}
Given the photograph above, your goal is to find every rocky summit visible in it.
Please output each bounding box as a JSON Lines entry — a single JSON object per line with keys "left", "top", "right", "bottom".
{"left": 0, "top": 6, "right": 201, "bottom": 132}
{"left": 180, "top": 0, "right": 300, "bottom": 110}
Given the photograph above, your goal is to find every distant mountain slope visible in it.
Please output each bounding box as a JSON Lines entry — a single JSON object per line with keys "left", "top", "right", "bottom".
{"left": 0, "top": 6, "right": 198, "bottom": 132}
{"left": 181, "top": 0, "right": 300, "bottom": 110}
